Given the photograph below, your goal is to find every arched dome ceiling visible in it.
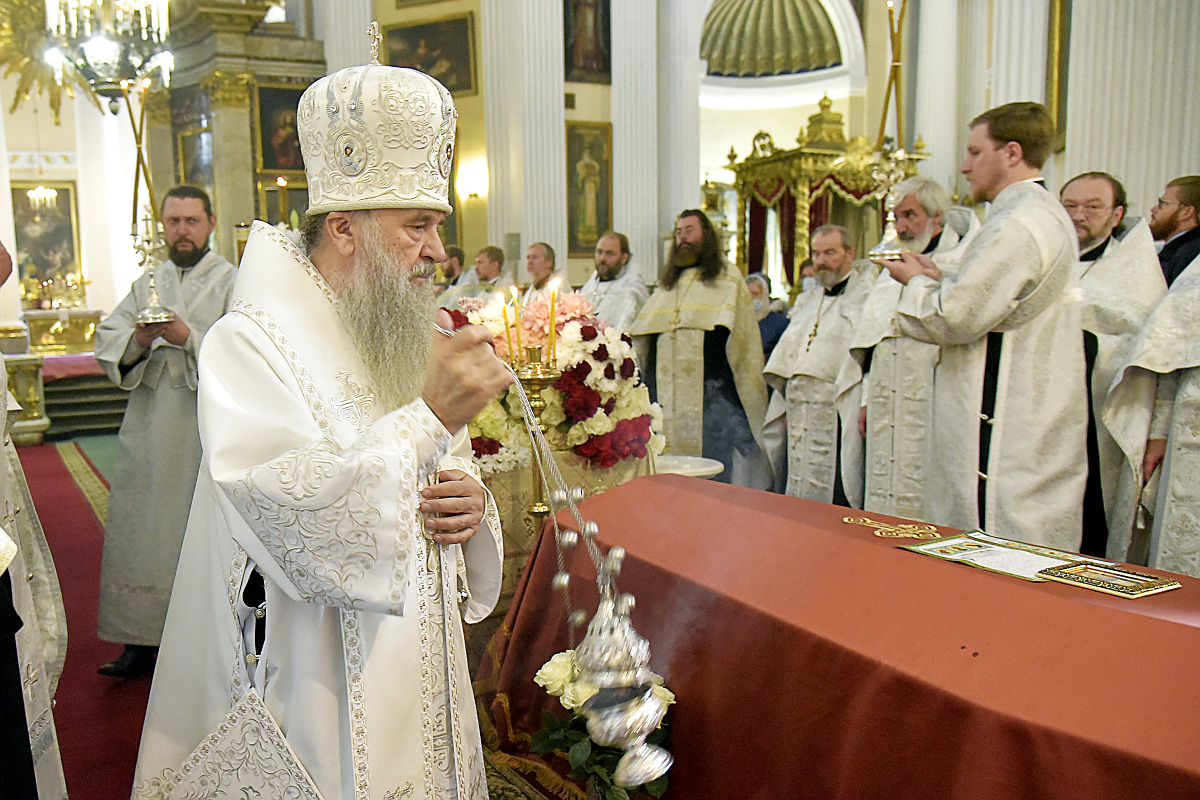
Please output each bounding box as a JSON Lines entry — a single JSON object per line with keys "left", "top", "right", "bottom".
{"left": 701, "top": 0, "right": 842, "bottom": 78}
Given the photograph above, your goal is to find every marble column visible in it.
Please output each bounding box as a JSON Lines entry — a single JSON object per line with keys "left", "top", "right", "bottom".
{"left": 0, "top": 85, "right": 22, "bottom": 324}
{"left": 990, "top": 0, "right": 1050, "bottom": 107}
{"left": 1063, "top": 0, "right": 1200, "bottom": 214}
{"left": 480, "top": 0, "right": 518, "bottom": 253}
{"left": 481, "top": 0, "right": 568, "bottom": 279}
{"left": 611, "top": 0, "right": 659, "bottom": 284}
{"left": 201, "top": 71, "right": 257, "bottom": 259}
{"left": 656, "top": 0, "right": 704, "bottom": 246}
{"left": 313, "top": 0, "right": 373, "bottom": 73}
{"left": 518, "top": 0, "right": 568, "bottom": 281}
{"left": 74, "top": 94, "right": 140, "bottom": 313}
{"left": 912, "top": 0, "right": 961, "bottom": 190}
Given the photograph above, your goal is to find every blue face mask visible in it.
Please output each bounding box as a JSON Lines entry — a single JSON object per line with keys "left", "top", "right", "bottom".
{"left": 752, "top": 298, "right": 764, "bottom": 314}
{"left": 801, "top": 277, "right": 819, "bottom": 292}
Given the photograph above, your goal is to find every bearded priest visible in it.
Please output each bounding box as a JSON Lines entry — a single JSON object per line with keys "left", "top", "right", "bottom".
{"left": 629, "top": 209, "right": 772, "bottom": 488}
{"left": 132, "top": 61, "right": 512, "bottom": 799}
{"left": 835, "top": 179, "right": 980, "bottom": 520}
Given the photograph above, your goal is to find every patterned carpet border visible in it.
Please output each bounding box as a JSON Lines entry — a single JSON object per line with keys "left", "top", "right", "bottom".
{"left": 54, "top": 441, "right": 108, "bottom": 524}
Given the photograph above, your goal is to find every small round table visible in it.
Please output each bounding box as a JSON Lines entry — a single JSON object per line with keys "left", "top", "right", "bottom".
{"left": 653, "top": 454, "right": 725, "bottom": 479}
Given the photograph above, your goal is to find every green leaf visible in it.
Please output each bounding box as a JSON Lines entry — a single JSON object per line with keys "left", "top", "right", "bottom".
{"left": 644, "top": 776, "right": 669, "bottom": 797}
{"left": 529, "top": 729, "right": 554, "bottom": 755}
{"left": 568, "top": 738, "right": 592, "bottom": 769}
{"left": 604, "top": 786, "right": 629, "bottom": 800}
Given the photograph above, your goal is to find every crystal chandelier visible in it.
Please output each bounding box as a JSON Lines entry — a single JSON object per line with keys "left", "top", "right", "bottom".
{"left": 42, "top": 1, "right": 173, "bottom": 112}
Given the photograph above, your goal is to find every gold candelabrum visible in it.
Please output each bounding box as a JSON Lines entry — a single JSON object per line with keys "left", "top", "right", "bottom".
{"left": 516, "top": 345, "right": 561, "bottom": 529}
{"left": 133, "top": 211, "right": 174, "bottom": 324}
{"left": 868, "top": 146, "right": 911, "bottom": 263}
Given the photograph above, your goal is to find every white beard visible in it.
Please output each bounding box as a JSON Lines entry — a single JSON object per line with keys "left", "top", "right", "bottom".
{"left": 335, "top": 214, "right": 436, "bottom": 411}
{"left": 901, "top": 221, "right": 936, "bottom": 255}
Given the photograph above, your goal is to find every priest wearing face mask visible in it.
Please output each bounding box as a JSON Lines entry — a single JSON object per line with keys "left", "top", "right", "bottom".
{"left": 834, "top": 178, "right": 980, "bottom": 520}
{"left": 764, "top": 225, "right": 877, "bottom": 503}
{"left": 629, "top": 210, "right": 771, "bottom": 487}
{"left": 745, "top": 273, "right": 788, "bottom": 359}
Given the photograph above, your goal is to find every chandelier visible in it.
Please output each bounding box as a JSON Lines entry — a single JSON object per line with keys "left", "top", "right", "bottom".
{"left": 42, "top": 0, "right": 173, "bottom": 112}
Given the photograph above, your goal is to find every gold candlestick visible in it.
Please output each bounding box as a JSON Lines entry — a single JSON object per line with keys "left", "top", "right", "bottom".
{"left": 517, "top": 345, "right": 561, "bottom": 526}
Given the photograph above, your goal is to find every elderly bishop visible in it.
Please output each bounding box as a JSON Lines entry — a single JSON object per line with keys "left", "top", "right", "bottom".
{"left": 133, "top": 62, "right": 511, "bottom": 799}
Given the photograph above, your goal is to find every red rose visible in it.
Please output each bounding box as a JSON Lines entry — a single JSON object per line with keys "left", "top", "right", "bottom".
{"left": 603, "top": 397, "right": 616, "bottom": 415}
{"left": 593, "top": 344, "right": 609, "bottom": 362}
{"left": 604, "top": 363, "right": 616, "bottom": 380}
{"left": 449, "top": 310, "right": 471, "bottom": 329}
{"left": 563, "top": 384, "right": 602, "bottom": 422}
{"left": 581, "top": 325, "right": 598, "bottom": 341}
{"left": 471, "top": 436, "right": 501, "bottom": 457}
{"left": 620, "top": 358, "right": 636, "bottom": 379}
{"left": 621, "top": 333, "right": 632, "bottom": 345}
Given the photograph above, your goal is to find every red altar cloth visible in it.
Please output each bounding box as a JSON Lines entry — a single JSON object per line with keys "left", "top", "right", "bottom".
{"left": 41, "top": 354, "right": 104, "bottom": 382}
{"left": 481, "top": 475, "right": 1200, "bottom": 799}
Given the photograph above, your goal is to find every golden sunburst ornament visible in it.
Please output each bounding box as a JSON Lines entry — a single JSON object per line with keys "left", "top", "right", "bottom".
{"left": 0, "top": 0, "right": 96, "bottom": 124}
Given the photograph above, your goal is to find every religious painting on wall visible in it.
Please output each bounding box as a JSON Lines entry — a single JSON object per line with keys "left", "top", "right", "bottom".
{"left": 565, "top": 121, "right": 612, "bottom": 257}
{"left": 564, "top": 0, "right": 610, "bottom": 83}
{"left": 385, "top": 13, "right": 477, "bottom": 97}
{"left": 257, "top": 180, "right": 310, "bottom": 227}
{"left": 9, "top": 181, "right": 85, "bottom": 309}
{"left": 253, "top": 84, "right": 309, "bottom": 174}
{"left": 177, "top": 126, "right": 215, "bottom": 198}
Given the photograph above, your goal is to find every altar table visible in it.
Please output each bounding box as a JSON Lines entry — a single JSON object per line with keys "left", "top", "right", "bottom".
{"left": 481, "top": 475, "right": 1200, "bottom": 799}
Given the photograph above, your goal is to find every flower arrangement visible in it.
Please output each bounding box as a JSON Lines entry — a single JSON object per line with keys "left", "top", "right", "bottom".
{"left": 448, "top": 292, "right": 665, "bottom": 474}
{"left": 531, "top": 649, "right": 672, "bottom": 799}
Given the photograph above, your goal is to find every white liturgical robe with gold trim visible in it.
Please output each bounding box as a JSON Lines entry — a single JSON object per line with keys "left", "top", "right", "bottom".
{"left": 134, "top": 223, "right": 502, "bottom": 800}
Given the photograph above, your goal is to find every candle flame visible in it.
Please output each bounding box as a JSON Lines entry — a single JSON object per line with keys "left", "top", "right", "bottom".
{"left": 276, "top": 176, "right": 288, "bottom": 188}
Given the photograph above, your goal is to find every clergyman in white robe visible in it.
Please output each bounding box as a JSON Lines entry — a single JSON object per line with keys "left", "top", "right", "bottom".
{"left": 94, "top": 249, "right": 236, "bottom": 647}
{"left": 133, "top": 224, "right": 503, "bottom": 799}
{"left": 835, "top": 207, "right": 979, "bottom": 519}
{"left": 765, "top": 259, "right": 878, "bottom": 503}
{"left": 893, "top": 181, "right": 1087, "bottom": 549}
{"left": 1104, "top": 251, "right": 1200, "bottom": 576}
{"left": 579, "top": 259, "right": 649, "bottom": 331}
{"left": 1075, "top": 218, "right": 1165, "bottom": 556}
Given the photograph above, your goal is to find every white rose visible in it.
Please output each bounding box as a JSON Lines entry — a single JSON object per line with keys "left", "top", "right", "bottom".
{"left": 533, "top": 650, "right": 579, "bottom": 697}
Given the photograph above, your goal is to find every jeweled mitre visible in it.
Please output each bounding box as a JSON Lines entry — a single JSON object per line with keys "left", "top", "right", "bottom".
{"left": 298, "top": 65, "right": 457, "bottom": 215}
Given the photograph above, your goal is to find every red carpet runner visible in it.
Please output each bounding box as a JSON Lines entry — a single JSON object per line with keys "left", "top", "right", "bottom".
{"left": 18, "top": 442, "right": 149, "bottom": 800}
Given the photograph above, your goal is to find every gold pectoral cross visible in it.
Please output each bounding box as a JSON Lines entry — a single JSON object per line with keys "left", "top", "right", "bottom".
{"left": 805, "top": 322, "right": 819, "bottom": 351}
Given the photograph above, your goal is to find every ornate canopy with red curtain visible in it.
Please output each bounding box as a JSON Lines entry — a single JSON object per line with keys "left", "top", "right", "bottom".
{"left": 726, "top": 96, "right": 916, "bottom": 301}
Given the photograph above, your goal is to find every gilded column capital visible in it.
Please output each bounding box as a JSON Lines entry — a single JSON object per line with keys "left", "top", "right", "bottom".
{"left": 145, "top": 89, "right": 172, "bottom": 126}
{"left": 200, "top": 71, "right": 254, "bottom": 109}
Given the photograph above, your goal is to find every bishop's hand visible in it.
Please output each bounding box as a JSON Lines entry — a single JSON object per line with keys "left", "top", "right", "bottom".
{"left": 423, "top": 308, "right": 513, "bottom": 432}
{"left": 420, "top": 469, "right": 485, "bottom": 545}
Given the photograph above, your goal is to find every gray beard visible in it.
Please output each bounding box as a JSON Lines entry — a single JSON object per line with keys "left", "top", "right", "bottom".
{"left": 901, "top": 223, "right": 935, "bottom": 255}
{"left": 334, "top": 214, "right": 435, "bottom": 412}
